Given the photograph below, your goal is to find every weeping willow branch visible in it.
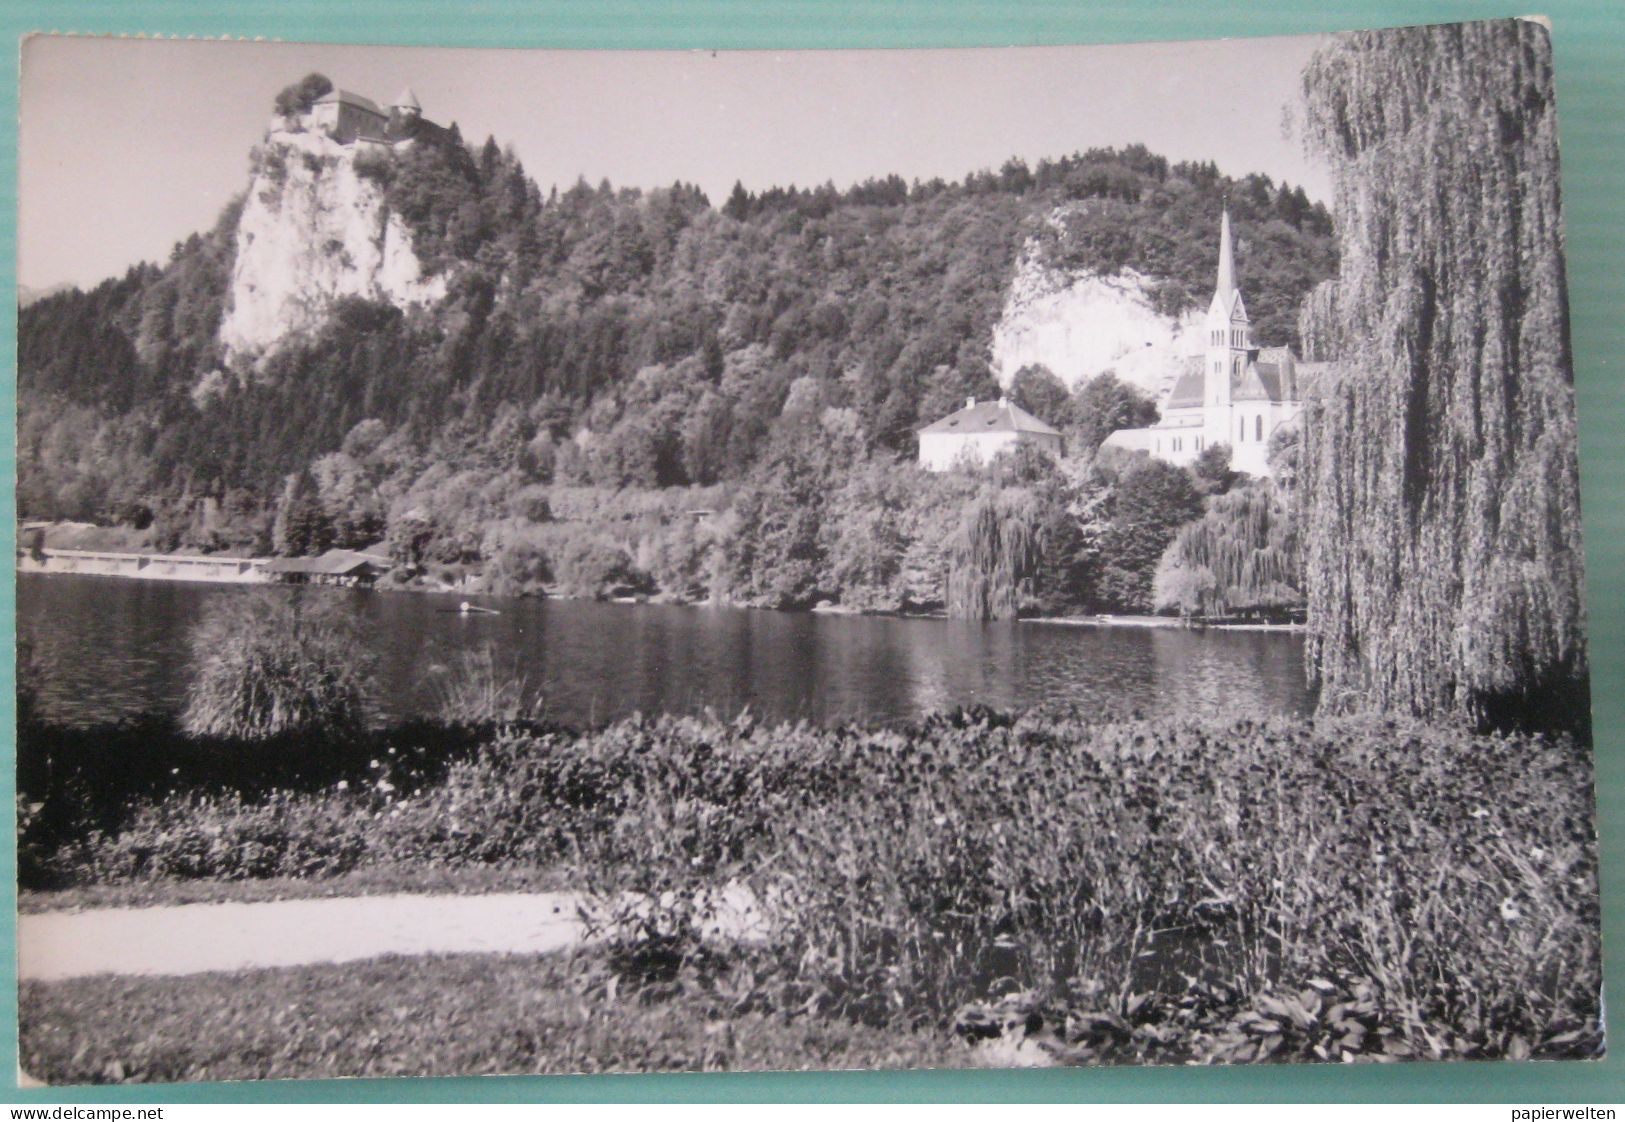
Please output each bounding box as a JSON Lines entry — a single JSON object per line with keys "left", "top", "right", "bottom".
{"left": 1299, "top": 20, "right": 1588, "bottom": 730}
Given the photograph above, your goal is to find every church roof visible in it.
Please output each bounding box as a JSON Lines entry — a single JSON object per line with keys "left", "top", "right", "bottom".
{"left": 315, "top": 89, "right": 386, "bottom": 117}
{"left": 1163, "top": 356, "right": 1206, "bottom": 409}
{"left": 917, "top": 398, "right": 1062, "bottom": 437}
{"left": 1234, "top": 361, "right": 1285, "bottom": 402}
{"left": 1165, "top": 349, "right": 1302, "bottom": 409}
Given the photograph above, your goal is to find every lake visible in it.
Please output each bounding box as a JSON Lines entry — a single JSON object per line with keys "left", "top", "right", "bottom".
{"left": 17, "top": 573, "right": 1313, "bottom": 728}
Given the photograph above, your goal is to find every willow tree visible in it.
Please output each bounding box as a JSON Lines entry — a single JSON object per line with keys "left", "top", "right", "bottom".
{"left": 1299, "top": 20, "right": 1588, "bottom": 729}
{"left": 946, "top": 486, "right": 1042, "bottom": 621}
{"left": 1154, "top": 485, "right": 1302, "bottom": 620}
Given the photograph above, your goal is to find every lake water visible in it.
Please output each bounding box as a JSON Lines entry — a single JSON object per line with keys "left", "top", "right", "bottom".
{"left": 17, "top": 573, "right": 1312, "bottom": 728}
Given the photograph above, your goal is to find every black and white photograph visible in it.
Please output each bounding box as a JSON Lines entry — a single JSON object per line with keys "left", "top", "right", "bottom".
{"left": 14, "top": 17, "right": 1603, "bottom": 1083}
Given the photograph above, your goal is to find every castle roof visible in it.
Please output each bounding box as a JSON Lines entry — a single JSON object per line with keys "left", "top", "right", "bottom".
{"left": 917, "top": 397, "right": 1062, "bottom": 437}
{"left": 315, "top": 89, "right": 386, "bottom": 118}
{"left": 392, "top": 87, "right": 421, "bottom": 110}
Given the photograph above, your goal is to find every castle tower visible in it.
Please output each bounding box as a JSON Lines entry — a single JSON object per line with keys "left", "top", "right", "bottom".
{"left": 1203, "top": 209, "right": 1250, "bottom": 447}
{"left": 392, "top": 88, "right": 422, "bottom": 119}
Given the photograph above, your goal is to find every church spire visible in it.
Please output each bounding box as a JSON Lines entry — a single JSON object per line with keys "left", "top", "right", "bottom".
{"left": 1215, "top": 207, "right": 1236, "bottom": 305}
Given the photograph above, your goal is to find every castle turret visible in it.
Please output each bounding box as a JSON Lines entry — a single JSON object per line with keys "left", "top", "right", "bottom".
{"left": 392, "top": 87, "right": 422, "bottom": 117}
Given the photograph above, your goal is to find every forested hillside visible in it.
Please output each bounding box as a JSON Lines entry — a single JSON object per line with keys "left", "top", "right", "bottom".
{"left": 18, "top": 77, "right": 1335, "bottom": 614}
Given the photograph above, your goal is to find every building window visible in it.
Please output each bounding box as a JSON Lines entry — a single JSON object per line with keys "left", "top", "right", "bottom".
{"left": 1256, "top": 415, "right": 1263, "bottom": 442}
{"left": 1239, "top": 417, "right": 1245, "bottom": 441}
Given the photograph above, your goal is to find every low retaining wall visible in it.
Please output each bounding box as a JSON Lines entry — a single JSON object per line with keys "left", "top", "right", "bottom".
{"left": 17, "top": 548, "right": 269, "bottom": 585}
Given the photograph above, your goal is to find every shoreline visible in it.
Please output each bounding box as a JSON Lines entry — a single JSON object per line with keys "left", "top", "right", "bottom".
{"left": 18, "top": 549, "right": 1305, "bottom": 632}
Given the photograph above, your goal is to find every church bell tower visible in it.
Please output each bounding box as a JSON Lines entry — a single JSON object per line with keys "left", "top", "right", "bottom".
{"left": 1203, "top": 209, "right": 1250, "bottom": 444}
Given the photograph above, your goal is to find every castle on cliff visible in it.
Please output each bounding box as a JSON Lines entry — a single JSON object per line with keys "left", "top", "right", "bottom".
{"left": 308, "top": 86, "right": 424, "bottom": 146}
{"left": 1103, "top": 211, "right": 1321, "bottom": 478}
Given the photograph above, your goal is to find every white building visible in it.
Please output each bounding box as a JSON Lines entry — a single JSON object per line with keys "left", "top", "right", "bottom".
{"left": 1102, "top": 210, "right": 1321, "bottom": 478}
{"left": 916, "top": 396, "right": 1063, "bottom": 471}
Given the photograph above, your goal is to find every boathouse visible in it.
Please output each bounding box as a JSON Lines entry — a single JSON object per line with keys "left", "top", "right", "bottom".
{"left": 265, "top": 549, "right": 391, "bottom": 588}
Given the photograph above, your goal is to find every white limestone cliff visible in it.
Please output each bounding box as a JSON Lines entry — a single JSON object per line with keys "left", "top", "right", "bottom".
{"left": 991, "top": 238, "right": 1204, "bottom": 400}
{"left": 219, "top": 125, "right": 445, "bottom": 363}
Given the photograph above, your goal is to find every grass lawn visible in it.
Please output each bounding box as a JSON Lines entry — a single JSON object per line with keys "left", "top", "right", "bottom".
{"left": 20, "top": 949, "right": 972, "bottom": 1084}
{"left": 19, "top": 863, "right": 571, "bottom": 914}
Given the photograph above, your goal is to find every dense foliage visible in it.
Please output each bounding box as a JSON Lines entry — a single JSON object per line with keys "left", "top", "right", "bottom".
{"left": 1299, "top": 21, "right": 1588, "bottom": 730}
{"left": 20, "top": 708, "right": 1602, "bottom": 1067}
{"left": 18, "top": 116, "right": 1335, "bottom": 613}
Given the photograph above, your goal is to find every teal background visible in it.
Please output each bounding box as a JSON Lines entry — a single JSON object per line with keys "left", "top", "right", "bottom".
{"left": 1, "top": 0, "right": 1620, "bottom": 1103}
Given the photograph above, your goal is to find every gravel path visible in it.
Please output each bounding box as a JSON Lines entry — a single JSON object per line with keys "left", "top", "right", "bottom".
{"left": 19, "top": 886, "right": 768, "bottom": 981}
{"left": 18, "top": 892, "right": 589, "bottom": 981}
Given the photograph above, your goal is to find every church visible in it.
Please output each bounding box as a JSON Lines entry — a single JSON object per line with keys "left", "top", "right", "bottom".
{"left": 1102, "top": 211, "right": 1319, "bottom": 478}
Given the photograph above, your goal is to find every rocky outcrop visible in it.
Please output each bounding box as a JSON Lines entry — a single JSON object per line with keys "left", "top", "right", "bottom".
{"left": 991, "top": 238, "right": 1203, "bottom": 399}
{"left": 219, "top": 124, "right": 445, "bottom": 363}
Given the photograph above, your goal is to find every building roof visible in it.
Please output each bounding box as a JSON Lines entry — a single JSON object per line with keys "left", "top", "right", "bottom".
{"left": 392, "top": 87, "right": 421, "bottom": 110}
{"left": 1235, "top": 361, "right": 1285, "bottom": 403}
{"left": 1166, "top": 349, "right": 1301, "bottom": 409}
{"left": 1163, "top": 356, "right": 1206, "bottom": 410}
{"left": 917, "top": 397, "right": 1062, "bottom": 437}
{"left": 265, "top": 548, "right": 389, "bottom": 576}
{"left": 314, "top": 89, "right": 387, "bottom": 118}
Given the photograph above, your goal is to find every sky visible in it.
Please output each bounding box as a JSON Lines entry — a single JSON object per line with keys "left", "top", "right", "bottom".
{"left": 19, "top": 32, "right": 1331, "bottom": 291}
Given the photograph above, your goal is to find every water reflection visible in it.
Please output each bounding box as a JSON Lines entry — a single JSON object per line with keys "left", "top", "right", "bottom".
{"left": 18, "top": 574, "right": 1312, "bottom": 729}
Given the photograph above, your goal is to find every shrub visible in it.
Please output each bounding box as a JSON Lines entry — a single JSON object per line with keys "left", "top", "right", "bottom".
{"left": 552, "top": 532, "right": 644, "bottom": 600}
{"left": 353, "top": 147, "right": 394, "bottom": 186}
{"left": 273, "top": 72, "right": 333, "bottom": 117}
{"left": 480, "top": 536, "right": 552, "bottom": 597}
{"left": 180, "top": 590, "right": 376, "bottom": 741}
{"left": 426, "top": 646, "right": 543, "bottom": 727}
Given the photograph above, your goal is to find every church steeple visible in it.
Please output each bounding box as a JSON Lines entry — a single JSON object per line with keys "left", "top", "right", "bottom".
{"left": 1215, "top": 207, "right": 1236, "bottom": 305}
{"left": 1203, "top": 207, "right": 1249, "bottom": 414}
